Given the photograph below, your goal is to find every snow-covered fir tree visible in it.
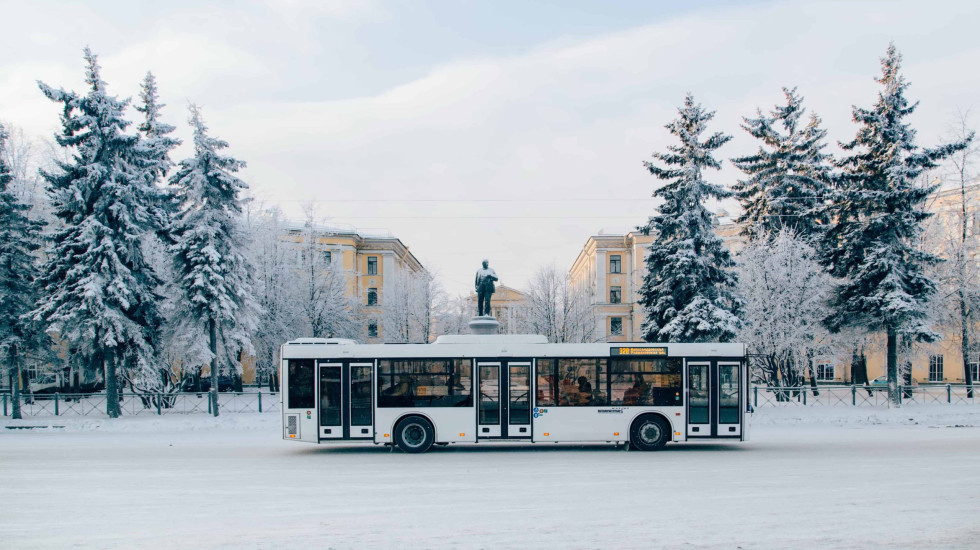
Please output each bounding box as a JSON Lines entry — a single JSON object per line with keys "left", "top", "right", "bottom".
{"left": 638, "top": 94, "right": 741, "bottom": 343}
{"left": 166, "top": 104, "right": 260, "bottom": 416}
{"left": 731, "top": 87, "right": 833, "bottom": 240}
{"left": 33, "top": 49, "right": 165, "bottom": 418}
{"left": 0, "top": 124, "right": 42, "bottom": 420}
{"left": 122, "top": 71, "right": 184, "bottom": 398}
{"left": 822, "top": 44, "right": 970, "bottom": 405}
{"left": 133, "top": 71, "right": 180, "bottom": 238}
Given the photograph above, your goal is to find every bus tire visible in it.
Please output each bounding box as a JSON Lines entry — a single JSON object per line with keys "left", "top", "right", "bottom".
{"left": 630, "top": 415, "right": 670, "bottom": 451}
{"left": 394, "top": 416, "right": 435, "bottom": 454}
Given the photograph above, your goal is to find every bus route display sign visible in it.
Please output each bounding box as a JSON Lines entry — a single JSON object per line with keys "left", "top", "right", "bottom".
{"left": 610, "top": 347, "right": 668, "bottom": 356}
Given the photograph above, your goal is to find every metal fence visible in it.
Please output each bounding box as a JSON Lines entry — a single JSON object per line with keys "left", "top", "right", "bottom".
{"left": 752, "top": 384, "right": 980, "bottom": 407}
{"left": 1, "top": 390, "right": 280, "bottom": 418}
{"left": 4, "top": 384, "right": 978, "bottom": 418}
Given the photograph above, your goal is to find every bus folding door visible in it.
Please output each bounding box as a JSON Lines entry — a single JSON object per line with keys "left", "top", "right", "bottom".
{"left": 686, "top": 360, "right": 743, "bottom": 438}
{"left": 318, "top": 361, "right": 374, "bottom": 441}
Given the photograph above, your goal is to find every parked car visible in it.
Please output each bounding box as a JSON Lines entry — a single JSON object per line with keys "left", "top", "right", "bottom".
{"left": 28, "top": 373, "right": 63, "bottom": 395}
{"left": 870, "top": 376, "right": 888, "bottom": 387}
{"left": 198, "top": 376, "right": 238, "bottom": 392}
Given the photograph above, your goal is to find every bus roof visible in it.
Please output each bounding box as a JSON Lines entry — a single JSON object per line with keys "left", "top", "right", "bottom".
{"left": 280, "top": 337, "right": 746, "bottom": 360}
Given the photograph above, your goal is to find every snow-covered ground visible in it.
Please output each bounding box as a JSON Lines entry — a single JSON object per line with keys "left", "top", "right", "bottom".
{"left": 2, "top": 407, "right": 980, "bottom": 550}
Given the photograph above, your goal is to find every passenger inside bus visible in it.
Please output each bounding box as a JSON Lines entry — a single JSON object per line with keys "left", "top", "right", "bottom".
{"left": 623, "top": 376, "right": 647, "bottom": 406}
{"left": 559, "top": 376, "right": 593, "bottom": 405}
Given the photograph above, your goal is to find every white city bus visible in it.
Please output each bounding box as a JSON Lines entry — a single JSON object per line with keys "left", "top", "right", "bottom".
{"left": 280, "top": 334, "right": 750, "bottom": 453}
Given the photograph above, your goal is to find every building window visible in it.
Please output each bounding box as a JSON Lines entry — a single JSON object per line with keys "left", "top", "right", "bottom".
{"left": 610, "top": 255, "right": 622, "bottom": 274}
{"left": 367, "top": 288, "right": 378, "bottom": 306}
{"left": 970, "top": 358, "right": 979, "bottom": 382}
{"left": 610, "top": 317, "right": 623, "bottom": 336}
{"left": 929, "top": 355, "right": 943, "bottom": 382}
{"left": 368, "top": 322, "right": 378, "bottom": 339}
{"left": 322, "top": 250, "right": 332, "bottom": 263}
{"left": 367, "top": 256, "right": 378, "bottom": 275}
{"left": 610, "top": 286, "right": 622, "bottom": 304}
{"left": 816, "top": 363, "right": 835, "bottom": 381}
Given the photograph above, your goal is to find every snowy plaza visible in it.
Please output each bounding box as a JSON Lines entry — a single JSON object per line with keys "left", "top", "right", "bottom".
{"left": 2, "top": 407, "right": 979, "bottom": 550}
{"left": 2, "top": 3, "right": 980, "bottom": 549}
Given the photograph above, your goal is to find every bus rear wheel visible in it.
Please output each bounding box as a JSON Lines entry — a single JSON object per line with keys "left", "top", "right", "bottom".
{"left": 394, "top": 416, "right": 435, "bottom": 453}
{"left": 630, "top": 415, "right": 670, "bottom": 451}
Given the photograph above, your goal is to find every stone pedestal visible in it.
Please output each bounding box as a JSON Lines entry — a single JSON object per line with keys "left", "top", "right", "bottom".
{"left": 468, "top": 316, "right": 500, "bottom": 335}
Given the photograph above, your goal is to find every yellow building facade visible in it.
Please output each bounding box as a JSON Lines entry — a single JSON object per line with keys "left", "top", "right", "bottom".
{"left": 283, "top": 224, "right": 425, "bottom": 343}
{"left": 241, "top": 225, "right": 425, "bottom": 383}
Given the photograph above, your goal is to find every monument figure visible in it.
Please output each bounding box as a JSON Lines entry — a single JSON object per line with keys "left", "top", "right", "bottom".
{"left": 474, "top": 259, "right": 498, "bottom": 317}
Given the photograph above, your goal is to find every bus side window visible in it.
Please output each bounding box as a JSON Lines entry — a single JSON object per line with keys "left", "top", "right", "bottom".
{"left": 287, "top": 359, "right": 315, "bottom": 409}
{"left": 535, "top": 359, "right": 556, "bottom": 406}
{"left": 555, "top": 358, "right": 607, "bottom": 406}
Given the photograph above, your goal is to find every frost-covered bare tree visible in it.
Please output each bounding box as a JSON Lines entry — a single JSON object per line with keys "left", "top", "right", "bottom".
{"left": 245, "top": 204, "right": 301, "bottom": 386}
{"left": 0, "top": 122, "right": 53, "bottom": 220}
{"left": 0, "top": 124, "right": 44, "bottom": 419}
{"left": 382, "top": 269, "right": 440, "bottom": 343}
{"left": 296, "top": 208, "right": 362, "bottom": 339}
{"left": 434, "top": 294, "right": 471, "bottom": 336}
{"left": 518, "top": 264, "right": 600, "bottom": 343}
{"left": 925, "top": 111, "right": 979, "bottom": 396}
{"left": 410, "top": 271, "right": 443, "bottom": 343}
{"left": 737, "top": 230, "right": 835, "bottom": 397}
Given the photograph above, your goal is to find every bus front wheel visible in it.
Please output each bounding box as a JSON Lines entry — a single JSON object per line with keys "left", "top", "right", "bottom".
{"left": 394, "top": 416, "right": 435, "bottom": 453}
{"left": 630, "top": 415, "right": 670, "bottom": 451}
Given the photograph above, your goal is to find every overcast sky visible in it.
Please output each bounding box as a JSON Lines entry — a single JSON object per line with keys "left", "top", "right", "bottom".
{"left": 2, "top": 0, "right": 979, "bottom": 297}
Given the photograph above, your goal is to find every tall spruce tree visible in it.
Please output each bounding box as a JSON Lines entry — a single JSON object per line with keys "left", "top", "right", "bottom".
{"left": 0, "top": 124, "right": 42, "bottom": 420}
{"left": 822, "top": 44, "right": 969, "bottom": 405}
{"left": 167, "top": 104, "right": 259, "bottom": 416}
{"left": 34, "top": 48, "right": 164, "bottom": 417}
{"left": 638, "top": 94, "right": 741, "bottom": 343}
{"left": 127, "top": 71, "right": 181, "bottom": 395}
{"left": 133, "top": 71, "right": 180, "bottom": 238}
{"left": 731, "top": 87, "right": 833, "bottom": 240}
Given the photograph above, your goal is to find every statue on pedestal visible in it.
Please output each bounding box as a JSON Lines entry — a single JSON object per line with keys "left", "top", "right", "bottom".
{"left": 474, "top": 259, "right": 498, "bottom": 317}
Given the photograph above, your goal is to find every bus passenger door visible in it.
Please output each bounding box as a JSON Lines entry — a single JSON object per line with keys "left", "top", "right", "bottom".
{"left": 318, "top": 362, "right": 343, "bottom": 440}
{"left": 687, "top": 361, "right": 743, "bottom": 438}
{"left": 717, "top": 362, "right": 741, "bottom": 437}
{"left": 477, "top": 362, "right": 501, "bottom": 438}
{"left": 506, "top": 362, "right": 532, "bottom": 438}
{"left": 318, "top": 361, "right": 375, "bottom": 441}
{"left": 687, "top": 361, "right": 712, "bottom": 437}
{"left": 348, "top": 362, "right": 374, "bottom": 439}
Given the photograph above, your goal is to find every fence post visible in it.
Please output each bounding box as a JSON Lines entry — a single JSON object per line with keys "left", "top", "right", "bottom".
{"left": 947, "top": 384, "right": 951, "bottom": 404}
{"left": 258, "top": 391, "right": 262, "bottom": 413}
{"left": 54, "top": 393, "right": 59, "bottom": 416}
{"left": 898, "top": 386, "right": 903, "bottom": 406}
{"left": 851, "top": 385, "right": 856, "bottom": 406}
{"left": 3, "top": 392, "right": 7, "bottom": 416}
{"left": 157, "top": 393, "right": 162, "bottom": 415}
{"left": 753, "top": 386, "right": 758, "bottom": 408}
